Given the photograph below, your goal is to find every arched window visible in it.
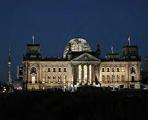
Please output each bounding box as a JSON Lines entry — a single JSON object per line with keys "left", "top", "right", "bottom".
{"left": 117, "top": 68, "right": 120, "bottom": 72}
{"left": 102, "top": 68, "right": 105, "bottom": 72}
{"left": 58, "top": 68, "right": 61, "bottom": 72}
{"left": 64, "top": 68, "right": 67, "bottom": 72}
{"left": 48, "top": 68, "right": 50, "bottom": 72}
{"left": 30, "top": 67, "right": 37, "bottom": 74}
{"left": 130, "top": 67, "right": 136, "bottom": 74}
{"left": 107, "top": 68, "right": 110, "bottom": 72}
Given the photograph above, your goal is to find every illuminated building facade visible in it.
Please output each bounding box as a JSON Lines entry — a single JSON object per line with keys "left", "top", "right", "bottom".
{"left": 22, "top": 37, "right": 141, "bottom": 90}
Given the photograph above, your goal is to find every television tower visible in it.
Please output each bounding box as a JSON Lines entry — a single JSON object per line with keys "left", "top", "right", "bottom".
{"left": 8, "top": 48, "right": 12, "bottom": 84}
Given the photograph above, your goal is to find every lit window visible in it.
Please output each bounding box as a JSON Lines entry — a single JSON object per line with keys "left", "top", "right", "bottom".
{"left": 31, "top": 76, "right": 35, "bottom": 84}
{"left": 42, "top": 78, "right": 45, "bottom": 83}
{"left": 63, "top": 75, "right": 67, "bottom": 83}
{"left": 122, "top": 67, "right": 125, "bottom": 72}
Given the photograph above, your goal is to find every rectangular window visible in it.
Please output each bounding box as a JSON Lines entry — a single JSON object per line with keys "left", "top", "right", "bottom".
{"left": 59, "top": 68, "right": 61, "bottom": 72}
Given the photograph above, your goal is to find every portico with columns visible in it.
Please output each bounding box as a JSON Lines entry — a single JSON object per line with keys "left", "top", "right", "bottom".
{"left": 71, "top": 53, "right": 100, "bottom": 86}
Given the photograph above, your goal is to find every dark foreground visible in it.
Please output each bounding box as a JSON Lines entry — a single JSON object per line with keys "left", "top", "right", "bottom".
{"left": 0, "top": 87, "right": 148, "bottom": 120}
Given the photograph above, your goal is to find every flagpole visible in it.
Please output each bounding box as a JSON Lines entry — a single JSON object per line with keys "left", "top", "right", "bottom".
{"left": 128, "top": 35, "right": 131, "bottom": 46}
{"left": 111, "top": 46, "right": 114, "bottom": 54}
{"left": 32, "top": 33, "right": 35, "bottom": 44}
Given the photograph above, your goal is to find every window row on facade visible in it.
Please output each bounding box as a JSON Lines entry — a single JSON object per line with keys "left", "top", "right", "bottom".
{"left": 101, "top": 67, "right": 125, "bottom": 72}
{"left": 47, "top": 67, "right": 67, "bottom": 72}
{"left": 47, "top": 75, "right": 67, "bottom": 81}
{"left": 102, "top": 75, "right": 125, "bottom": 82}
{"left": 29, "top": 75, "right": 68, "bottom": 84}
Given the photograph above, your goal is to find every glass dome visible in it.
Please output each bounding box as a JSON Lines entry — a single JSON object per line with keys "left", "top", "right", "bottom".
{"left": 63, "top": 38, "right": 92, "bottom": 58}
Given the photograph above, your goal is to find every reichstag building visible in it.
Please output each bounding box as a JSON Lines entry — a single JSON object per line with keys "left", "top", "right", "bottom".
{"left": 22, "top": 37, "right": 141, "bottom": 90}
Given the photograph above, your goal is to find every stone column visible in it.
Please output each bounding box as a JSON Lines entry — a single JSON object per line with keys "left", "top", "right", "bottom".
{"left": 82, "top": 64, "right": 84, "bottom": 84}
{"left": 89, "top": 64, "right": 92, "bottom": 85}
{"left": 73, "top": 65, "right": 77, "bottom": 85}
{"left": 91, "top": 65, "right": 94, "bottom": 84}
{"left": 83, "top": 64, "right": 88, "bottom": 84}
{"left": 125, "top": 63, "right": 130, "bottom": 88}
{"left": 87, "top": 64, "right": 89, "bottom": 85}
{"left": 78, "top": 64, "right": 82, "bottom": 83}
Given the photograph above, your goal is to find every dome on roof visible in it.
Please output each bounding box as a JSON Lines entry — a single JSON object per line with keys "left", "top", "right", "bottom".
{"left": 63, "top": 38, "right": 92, "bottom": 58}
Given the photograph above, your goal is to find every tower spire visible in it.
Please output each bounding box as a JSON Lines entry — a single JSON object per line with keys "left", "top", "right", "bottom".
{"left": 8, "top": 48, "right": 12, "bottom": 84}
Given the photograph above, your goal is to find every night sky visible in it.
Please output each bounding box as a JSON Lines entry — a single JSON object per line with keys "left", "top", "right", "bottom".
{"left": 0, "top": 0, "right": 148, "bottom": 82}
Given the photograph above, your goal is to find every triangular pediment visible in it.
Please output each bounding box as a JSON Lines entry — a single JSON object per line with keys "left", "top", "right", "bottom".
{"left": 71, "top": 53, "right": 100, "bottom": 61}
